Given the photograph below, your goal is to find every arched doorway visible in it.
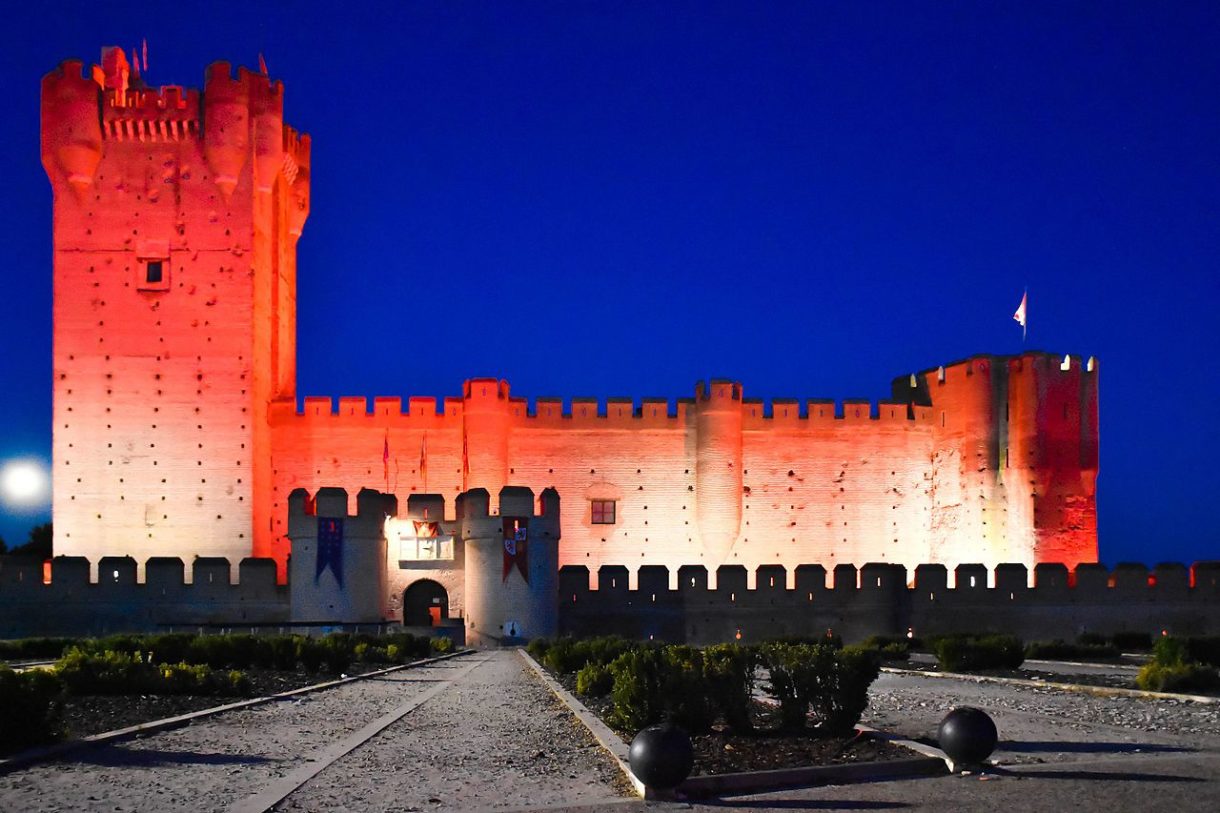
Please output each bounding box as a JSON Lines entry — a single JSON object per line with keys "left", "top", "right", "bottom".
{"left": 403, "top": 579, "right": 448, "bottom": 627}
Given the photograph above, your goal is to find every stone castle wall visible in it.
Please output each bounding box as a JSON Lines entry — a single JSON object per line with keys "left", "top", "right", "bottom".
{"left": 44, "top": 50, "right": 1098, "bottom": 589}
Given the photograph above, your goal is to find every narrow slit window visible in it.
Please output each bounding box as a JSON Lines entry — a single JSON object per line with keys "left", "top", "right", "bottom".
{"left": 146, "top": 260, "right": 163, "bottom": 284}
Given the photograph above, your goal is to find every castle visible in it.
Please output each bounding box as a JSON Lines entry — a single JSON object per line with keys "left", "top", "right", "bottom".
{"left": 37, "top": 48, "right": 1101, "bottom": 639}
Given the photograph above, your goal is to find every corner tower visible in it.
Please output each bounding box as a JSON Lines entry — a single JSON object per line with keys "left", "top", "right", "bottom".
{"left": 44, "top": 48, "right": 309, "bottom": 573}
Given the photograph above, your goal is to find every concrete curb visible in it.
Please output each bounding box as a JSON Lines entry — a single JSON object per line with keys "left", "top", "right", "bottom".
{"left": 518, "top": 649, "right": 647, "bottom": 797}
{"left": 0, "top": 648, "right": 474, "bottom": 776}
{"left": 881, "top": 665, "right": 1220, "bottom": 704}
{"left": 519, "top": 649, "right": 948, "bottom": 800}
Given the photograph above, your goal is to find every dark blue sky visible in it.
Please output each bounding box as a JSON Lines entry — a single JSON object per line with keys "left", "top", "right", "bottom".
{"left": 2, "top": 2, "right": 1217, "bottom": 566}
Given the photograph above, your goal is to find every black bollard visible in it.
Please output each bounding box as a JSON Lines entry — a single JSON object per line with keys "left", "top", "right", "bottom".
{"left": 937, "top": 706, "right": 998, "bottom": 767}
{"left": 628, "top": 723, "right": 694, "bottom": 792}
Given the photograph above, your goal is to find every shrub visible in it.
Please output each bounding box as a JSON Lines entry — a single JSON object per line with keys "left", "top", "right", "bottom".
{"left": 295, "top": 637, "right": 325, "bottom": 673}
{"left": 575, "top": 662, "right": 613, "bottom": 697}
{"left": 1136, "top": 662, "right": 1219, "bottom": 693}
{"left": 1153, "top": 636, "right": 1189, "bottom": 667}
{"left": 0, "top": 637, "right": 78, "bottom": 662}
{"left": 1025, "top": 639, "right": 1120, "bottom": 662}
{"left": 703, "top": 643, "right": 754, "bottom": 732}
{"left": 608, "top": 648, "right": 666, "bottom": 732}
{"left": 0, "top": 666, "right": 65, "bottom": 753}
{"left": 760, "top": 642, "right": 881, "bottom": 735}
{"left": 661, "top": 646, "right": 716, "bottom": 734}
{"left": 1110, "top": 631, "right": 1153, "bottom": 652}
{"left": 934, "top": 635, "right": 1024, "bottom": 672}
{"left": 543, "top": 639, "right": 586, "bottom": 675}
{"left": 319, "top": 635, "right": 353, "bottom": 674}
{"left": 1077, "top": 632, "right": 1107, "bottom": 647}
{"left": 266, "top": 636, "right": 300, "bottom": 670}
{"left": 55, "top": 648, "right": 251, "bottom": 697}
{"left": 526, "top": 638, "right": 552, "bottom": 661}
{"left": 861, "top": 635, "right": 911, "bottom": 662}
{"left": 429, "top": 636, "right": 455, "bottom": 655}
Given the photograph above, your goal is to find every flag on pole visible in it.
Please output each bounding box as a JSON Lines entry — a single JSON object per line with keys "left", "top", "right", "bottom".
{"left": 1013, "top": 290, "right": 1027, "bottom": 340}
{"left": 382, "top": 431, "right": 390, "bottom": 491}
{"left": 419, "top": 433, "right": 428, "bottom": 492}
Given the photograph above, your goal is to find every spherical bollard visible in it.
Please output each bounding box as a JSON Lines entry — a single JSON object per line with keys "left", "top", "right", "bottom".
{"left": 937, "top": 706, "right": 998, "bottom": 766}
{"left": 628, "top": 723, "right": 694, "bottom": 792}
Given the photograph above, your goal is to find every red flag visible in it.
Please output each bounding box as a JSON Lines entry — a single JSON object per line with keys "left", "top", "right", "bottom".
{"left": 142, "top": 39, "right": 148, "bottom": 73}
{"left": 420, "top": 433, "right": 428, "bottom": 491}
{"left": 1013, "top": 291, "right": 1027, "bottom": 339}
{"left": 382, "top": 431, "right": 390, "bottom": 490}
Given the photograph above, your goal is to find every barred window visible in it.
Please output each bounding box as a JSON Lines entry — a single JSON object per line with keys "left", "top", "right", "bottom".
{"left": 591, "top": 499, "right": 616, "bottom": 524}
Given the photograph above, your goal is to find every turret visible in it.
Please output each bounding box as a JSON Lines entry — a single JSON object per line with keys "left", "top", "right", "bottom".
{"left": 202, "top": 62, "right": 250, "bottom": 199}
{"left": 462, "top": 379, "right": 511, "bottom": 501}
{"left": 284, "top": 129, "right": 311, "bottom": 239}
{"left": 695, "top": 380, "right": 743, "bottom": 563}
{"left": 248, "top": 69, "right": 284, "bottom": 193}
{"left": 1007, "top": 353, "right": 1099, "bottom": 569}
{"left": 41, "top": 60, "right": 103, "bottom": 200}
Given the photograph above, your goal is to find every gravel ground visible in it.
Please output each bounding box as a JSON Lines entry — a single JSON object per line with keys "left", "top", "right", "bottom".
{"left": 0, "top": 651, "right": 630, "bottom": 813}
{"left": 276, "top": 651, "right": 631, "bottom": 812}
{"left": 0, "top": 658, "right": 458, "bottom": 811}
{"left": 863, "top": 671, "right": 1220, "bottom": 764}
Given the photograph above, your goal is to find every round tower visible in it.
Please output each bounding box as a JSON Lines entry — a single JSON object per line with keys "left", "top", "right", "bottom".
{"left": 695, "top": 380, "right": 744, "bottom": 564}
{"left": 460, "top": 487, "right": 559, "bottom": 646}
{"left": 40, "top": 60, "right": 103, "bottom": 200}
{"left": 462, "top": 379, "right": 511, "bottom": 503}
{"left": 203, "top": 62, "right": 250, "bottom": 198}
{"left": 248, "top": 69, "right": 284, "bottom": 194}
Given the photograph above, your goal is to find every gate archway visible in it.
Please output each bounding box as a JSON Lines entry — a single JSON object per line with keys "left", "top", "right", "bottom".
{"left": 403, "top": 579, "right": 449, "bottom": 627}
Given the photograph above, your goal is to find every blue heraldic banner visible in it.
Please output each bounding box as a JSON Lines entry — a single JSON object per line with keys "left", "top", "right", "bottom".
{"left": 316, "top": 517, "right": 344, "bottom": 587}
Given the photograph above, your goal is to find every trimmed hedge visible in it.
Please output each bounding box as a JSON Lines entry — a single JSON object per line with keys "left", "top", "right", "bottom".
{"left": 933, "top": 635, "right": 1024, "bottom": 672}
{"left": 1025, "top": 639, "right": 1120, "bottom": 662}
{"left": 0, "top": 637, "right": 77, "bottom": 662}
{"left": 760, "top": 643, "right": 880, "bottom": 736}
{"left": 55, "top": 648, "right": 251, "bottom": 696}
{"left": 0, "top": 666, "right": 65, "bottom": 753}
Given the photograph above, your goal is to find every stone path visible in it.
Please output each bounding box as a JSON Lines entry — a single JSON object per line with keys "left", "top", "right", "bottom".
{"left": 0, "top": 651, "right": 630, "bottom": 812}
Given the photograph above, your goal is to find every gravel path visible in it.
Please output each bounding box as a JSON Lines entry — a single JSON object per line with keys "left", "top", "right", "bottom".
{"left": 0, "top": 651, "right": 630, "bottom": 812}
{"left": 863, "top": 671, "right": 1220, "bottom": 765}
{"left": 276, "top": 651, "right": 630, "bottom": 812}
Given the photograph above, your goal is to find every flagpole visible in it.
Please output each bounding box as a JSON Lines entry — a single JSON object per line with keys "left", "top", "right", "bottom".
{"left": 1023, "top": 287, "right": 1027, "bottom": 343}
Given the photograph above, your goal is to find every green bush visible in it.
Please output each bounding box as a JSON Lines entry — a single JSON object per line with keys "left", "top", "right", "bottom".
{"left": 1025, "top": 639, "right": 1120, "bottom": 661}
{"left": 295, "top": 637, "right": 325, "bottom": 673}
{"left": 703, "top": 643, "right": 755, "bottom": 732}
{"left": 319, "top": 635, "right": 354, "bottom": 674}
{"left": 0, "top": 637, "right": 78, "bottom": 661}
{"left": 526, "top": 638, "right": 552, "bottom": 661}
{"left": 861, "top": 635, "right": 911, "bottom": 662}
{"left": 430, "top": 636, "right": 455, "bottom": 655}
{"left": 1110, "top": 631, "right": 1153, "bottom": 652}
{"left": 759, "top": 642, "right": 880, "bottom": 735}
{"left": 1077, "top": 632, "right": 1107, "bottom": 647}
{"left": 934, "top": 635, "right": 1024, "bottom": 672}
{"left": 1153, "top": 636, "right": 1189, "bottom": 667}
{"left": 661, "top": 646, "right": 716, "bottom": 734}
{"left": 575, "top": 662, "right": 613, "bottom": 697}
{"left": 0, "top": 666, "right": 65, "bottom": 752}
{"left": 543, "top": 637, "right": 635, "bottom": 675}
{"left": 55, "top": 648, "right": 250, "bottom": 696}
{"left": 1136, "top": 661, "right": 1219, "bottom": 693}
{"left": 608, "top": 648, "right": 666, "bottom": 732}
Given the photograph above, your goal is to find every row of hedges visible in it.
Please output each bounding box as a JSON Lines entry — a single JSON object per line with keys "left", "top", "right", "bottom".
{"left": 70, "top": 631, "right": 452, "bottom": 674}
{"left": 925, "top": 634, "right": 1025, "bottom": 671}
{"left": 1024, "top": 639, "right": 1121, "bottom": 661}
{"left": 531, "top": 637, "right": 880, "bottom": 737}
{"left": 56, "top": 648, "right": 251, "bottom": 697}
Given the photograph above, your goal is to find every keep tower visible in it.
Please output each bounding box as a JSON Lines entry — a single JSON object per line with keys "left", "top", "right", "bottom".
{"left": 43, "top": 47, "right": 309, "bottom": 574}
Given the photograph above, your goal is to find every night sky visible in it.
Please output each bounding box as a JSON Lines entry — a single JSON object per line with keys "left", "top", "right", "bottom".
{"left": 1, "top": 2, "right": 1217, "bottom": 566}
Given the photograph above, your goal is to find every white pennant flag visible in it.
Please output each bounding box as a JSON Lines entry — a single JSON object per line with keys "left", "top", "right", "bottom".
{"left": 1013, "top": 291, "right": 1027, "bottom": 340}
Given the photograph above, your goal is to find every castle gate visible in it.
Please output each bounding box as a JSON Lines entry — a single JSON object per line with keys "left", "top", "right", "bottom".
{"left": 403, "top": 579, "right": 449, "bottom": 627}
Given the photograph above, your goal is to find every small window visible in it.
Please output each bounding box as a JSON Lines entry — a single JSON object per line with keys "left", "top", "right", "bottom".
{"left": 137, "top": 256, "right": 170, "bottom": 291}
{"left": 591, "top": 499, "right": 616, "bottom": 524}
{"left": 146, "top": 260, "right": 163, "bottom": 284}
